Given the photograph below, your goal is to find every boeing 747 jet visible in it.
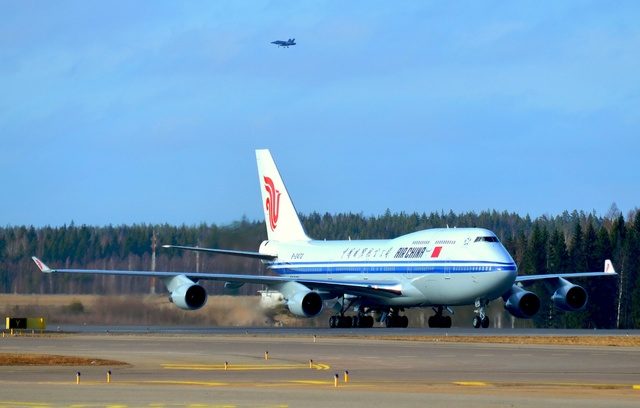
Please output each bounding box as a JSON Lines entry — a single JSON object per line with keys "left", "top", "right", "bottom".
{"left": 32, "top": 149, "right": 617, "bottom": 328}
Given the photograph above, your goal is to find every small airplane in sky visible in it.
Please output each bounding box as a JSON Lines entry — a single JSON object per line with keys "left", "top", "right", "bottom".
{"left": 32, "top": 149, "right": 617, "bottom": 329}
{"left": 271, "top": 38, "right": 296, "bottom": 47}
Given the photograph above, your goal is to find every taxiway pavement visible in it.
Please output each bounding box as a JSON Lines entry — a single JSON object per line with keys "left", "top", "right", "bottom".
{"left": 1, "top": 328, "right": 639, "bottom": 407}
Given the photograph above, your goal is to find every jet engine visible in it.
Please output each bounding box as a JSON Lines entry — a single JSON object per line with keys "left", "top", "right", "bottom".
{"left": 503, "top": 285, "right": 541, "bottom": 319}
{"left": 551, "top": 279, "right": 587, "bottom": 311}
{"left": 169, "top": 284, "right": 208, "bottom": 310}
{"left": 286, "top": 290, "right": 324, "bottom": 318}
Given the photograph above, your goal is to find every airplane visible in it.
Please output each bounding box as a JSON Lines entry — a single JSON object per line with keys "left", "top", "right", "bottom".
{"left": 31, "top": 149, "right": 618, "bottom": 329}
{"left": 271, "top": 38, "right": 296, "bottom": 47}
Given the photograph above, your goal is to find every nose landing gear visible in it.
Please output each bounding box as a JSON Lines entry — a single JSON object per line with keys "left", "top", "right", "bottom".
{"left": 472, "top": 298, "right": 490, "bottom": 328}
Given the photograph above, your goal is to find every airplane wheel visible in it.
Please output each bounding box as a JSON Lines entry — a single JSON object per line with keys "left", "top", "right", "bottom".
{"left": 481, "top": 316, "right": 490, "bottom": 328}
{"left": 364, "top": 316, "right": 374, "bottom": 328}
{"left": 428, "top": 316, "right": 435, "bottom": 328}
{"left": 444, "top": 316, "right": 452, "bottom": 328}
{"left": 401, "top": 315, "right": 409, "bottom": 328}
{"left": 385, "top": 316, "right": 394, "bottom": 328}
{"left": 329, "top": 316, "right": 337, "bottom": 328}
{"left": 472, "top": 316, "right": 481, "bottom": 328}
{"left": 352, "top": 315, "right": 360, "bottom": 328}
{"left": 344, "top": 316, "right": 353, "bottom": 328}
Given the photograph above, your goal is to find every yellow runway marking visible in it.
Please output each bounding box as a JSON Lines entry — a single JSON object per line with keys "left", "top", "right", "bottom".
{"left": 454, "top": 381, "right": 489, "bottom": 386}
{"left": 285, "top": 380, "right": 334, "bottom": 385}
{"left": 145, "top": 380, "right": 230, "bottom": 387}
{"left": 162, "top": 363, "right": 330, "bottom": 371}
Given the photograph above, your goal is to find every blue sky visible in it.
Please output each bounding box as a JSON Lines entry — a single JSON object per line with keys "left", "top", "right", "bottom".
{"left": 2, "top": 1, "right": 639, "bottom": 228}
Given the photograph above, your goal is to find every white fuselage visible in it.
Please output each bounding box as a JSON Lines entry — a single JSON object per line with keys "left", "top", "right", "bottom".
{"left": 259, "top": 227, "right": 517, "bottom": 308}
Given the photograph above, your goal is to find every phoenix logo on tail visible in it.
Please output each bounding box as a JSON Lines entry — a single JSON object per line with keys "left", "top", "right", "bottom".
{"left": 264, "top": 176, "right": 281, "bottom": 231}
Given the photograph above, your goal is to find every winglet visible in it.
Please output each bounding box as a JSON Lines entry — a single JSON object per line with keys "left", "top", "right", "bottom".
{"left": 604, "top": 259, "right": 616, "bottom": 274}
{"left": 32, "top": 257, "right": 53, "bottom": 273}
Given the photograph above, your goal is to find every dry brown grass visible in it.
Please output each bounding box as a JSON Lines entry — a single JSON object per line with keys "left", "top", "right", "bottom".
{"left": 354, "top": 335, "right": 640, "bottom": 347}
{"left": 2, "top": 294, "right": 639, "bottom": 349}
{"left": 0, "top": 294, "right": 274, "bottom": 326}
{"left": 0, "top": 353, "right": 128, "bottom": 366}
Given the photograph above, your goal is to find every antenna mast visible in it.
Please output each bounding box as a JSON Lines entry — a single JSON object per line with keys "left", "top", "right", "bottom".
{"left": 150, "top": 231, "right": 157, "bottom": 294}
{"left": 196, "top": 244, "right": 200, "bottom": 273}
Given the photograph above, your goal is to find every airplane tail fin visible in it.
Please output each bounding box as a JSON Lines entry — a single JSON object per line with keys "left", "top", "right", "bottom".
{"left": 256, "top": 149, "right": 310, "bottom": 242}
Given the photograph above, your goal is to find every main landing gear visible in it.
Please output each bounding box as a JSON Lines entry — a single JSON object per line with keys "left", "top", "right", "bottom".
{"left": 329, "top": 296, "right": 376, "bottom": 328}
{"left": 428, "top": 306, "right": 452, "bottom": 328}
{"left": 472, "top": 298, "right": 490, "bottom": 328}
{"left": 383, "top": 309, "right": 409, "bottom": 328}
{"left": 329, "top": 314, "right": 375, "bottom": 328}
{"left": 328, "top": 298, "right": 408, "bottom": 328}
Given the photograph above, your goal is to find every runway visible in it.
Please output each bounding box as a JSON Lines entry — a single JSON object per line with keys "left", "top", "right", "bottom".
{"left": 1, "top": 328, "right": 639, "bottom": 407}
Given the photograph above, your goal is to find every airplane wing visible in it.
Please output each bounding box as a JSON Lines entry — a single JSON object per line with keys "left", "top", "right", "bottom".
{"left": 515, "top": 259, "right": 617, "bottom": 285}
{"left": 162, "top": 245, "right": 277, "bottom": 261}
{"left": 158, "top": 245, "right": 400, "bottom": 296}
{"left": 31, "top": 257, "right": 402, "bottom": 299}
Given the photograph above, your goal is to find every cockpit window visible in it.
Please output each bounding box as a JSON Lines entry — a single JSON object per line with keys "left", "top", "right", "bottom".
{"left": 474, "top": 236, "right": 500, "bottom": 243}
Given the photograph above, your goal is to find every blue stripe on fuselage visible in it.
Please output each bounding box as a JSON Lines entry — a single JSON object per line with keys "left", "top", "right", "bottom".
{"left": 267, "top": 260, "right": 517, "bottom": 276}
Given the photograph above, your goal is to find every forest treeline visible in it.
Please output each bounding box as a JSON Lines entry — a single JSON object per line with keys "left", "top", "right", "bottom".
{"left": 1, "top": 206, "right": 639, "bottom": 329}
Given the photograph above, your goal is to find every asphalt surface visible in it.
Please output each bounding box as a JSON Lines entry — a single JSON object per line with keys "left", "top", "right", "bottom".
{"left": 1, "top": 327, "right": 639, "bottom": 407}
{"left": 41, "top": 324, "right": 640, "bottom": 337}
